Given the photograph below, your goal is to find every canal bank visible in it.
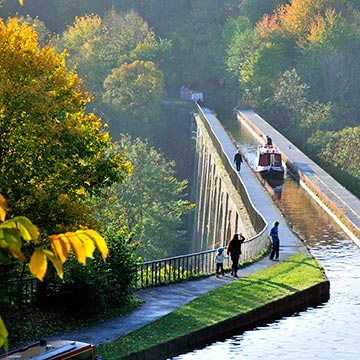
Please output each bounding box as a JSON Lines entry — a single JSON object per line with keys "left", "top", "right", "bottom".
{"left": 97, "top": 254, "right": 329, "bottom": 360}
{"left": 237, "top": 109, "right": 360, "bottom": 243}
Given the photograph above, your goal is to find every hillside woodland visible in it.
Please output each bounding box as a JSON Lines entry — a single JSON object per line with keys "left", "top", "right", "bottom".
{"left": 2, "top": 0, "right": 358, "bottom": 194}
{"left": 0, "top": 0, "right": 359, "bottom": 349}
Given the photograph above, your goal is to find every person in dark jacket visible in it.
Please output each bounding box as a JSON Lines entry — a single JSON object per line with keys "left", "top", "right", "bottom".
{"left": 234, "top": 149, "right": 243, "bottom": 172}
{"left": 269, "top": 221, "right": 280, "bottom": 261}
{"left": 266, "top": 135, "right": 273, "bottom": 146}
{"left": 227, "top": 233, "right": 245, "bottom": 277}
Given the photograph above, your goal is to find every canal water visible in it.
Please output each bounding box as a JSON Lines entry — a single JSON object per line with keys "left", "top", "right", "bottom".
{"left": 172, "top": 114, "right": 360, "bottom": 359}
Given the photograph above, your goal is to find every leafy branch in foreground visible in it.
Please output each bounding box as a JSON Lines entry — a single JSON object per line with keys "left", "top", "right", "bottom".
{"left": 0, "top": 194, "right": 109, "bottom": 351}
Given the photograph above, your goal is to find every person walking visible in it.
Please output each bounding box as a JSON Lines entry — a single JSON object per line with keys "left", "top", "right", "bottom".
{"left": 227, "top": 233, "right": 245, "bottom": 277}
{"left": 269, "top": 221, "right": 280, "bottom": 261}
{"left": 215, "top": 247, "right": 227, "bottom": 277}
{"left": 234, "top": 149, "right": 243, "bottom": 172}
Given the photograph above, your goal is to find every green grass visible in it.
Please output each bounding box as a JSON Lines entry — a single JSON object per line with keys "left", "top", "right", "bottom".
{"left": 96, "top": 253, "right": 327, "bottom": 359}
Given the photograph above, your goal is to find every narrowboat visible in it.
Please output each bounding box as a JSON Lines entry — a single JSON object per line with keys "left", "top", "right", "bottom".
{"left": 254, "top": 144, "right": 284, "bottom": 179}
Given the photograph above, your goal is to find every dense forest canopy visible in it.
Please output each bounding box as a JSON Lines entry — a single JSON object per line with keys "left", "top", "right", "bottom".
{"left": 1, "top": 0, "right": 359, "bottom": 260}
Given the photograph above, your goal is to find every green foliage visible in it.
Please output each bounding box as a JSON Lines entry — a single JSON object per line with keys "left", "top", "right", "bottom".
{"left": 102, "top": 60, "right": 165, "bottom": 133}
{"left": 178, "top": 0, "right": 240, "bottom": 87}
{"left": 91, "top": 135, "right": 195, "bottom": 261}
{"left": 34, "top": 226, "right": 140, "bottom": 317}
{"left": 273, "top": 68, "right": 309, "bottom": 112}
{"left": 272, "top": 69, "right": 336, "bottom": 141}
{"left": 57, "top": 8, "right": 172, "bottom": 141}
{"left": 312, "top": 127, "right": 360, "bottom": 180}
{"left": 223, "top": 16, "right": 256, "bottom": 91}
{"left": 59, "top": 9, "right": 167, "bottom": 94}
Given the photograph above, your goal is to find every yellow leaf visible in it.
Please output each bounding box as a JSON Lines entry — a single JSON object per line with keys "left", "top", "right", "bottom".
{"left": 29, "top": 248, "right": 47, "bottom": 281}
{"left": 76, "top": 232, "right": 95, "bottom": 259}
{"left": 0, "top": 228, "right": 26, "bottom": 262}
{"left": 7, "top": 216, "right": 39, "bottom": 242}
{"left": 0, "top": 316, "right": 8, "bottom": 351}
{"left": 0, "top": 194, "right": 6, "bottom": 222}
{"left": 50, "top": 234, "right": 70, "bottom": 263}
{"left": 8, "top": 246, "right": 26, "bottom": 262}
{"left": 43, "top": 249, "right": 64, "bottom": 280}
{"left": 66, "top": 232, "right": 87, "bottom": 265}
{"left": 19, "top": 1, "right": 23, "bottom": 6}
{"left": 80, "top": 229, "right": 108, "bottom": 261}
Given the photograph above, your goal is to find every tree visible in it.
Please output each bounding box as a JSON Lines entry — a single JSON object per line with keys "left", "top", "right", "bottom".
{"left": 272, "top": 69, "right": 336, "bottom": 140}
{"left": 316, "top": 126, "right": 360, "bottom": 180}
{"left": 298, "top": 7, "right": 360, "bottom": 124}
{"left": 179, "top": 0, "right": 240, "bottom": 88}
{"left": 91, "top": 135, "right": 195, "bottom": 261}
{"left": 223, "top": 16, "right": 256, "bottom": 93}
{"left": 60, "top": 13, "right": 103, "bottom": 54}
{"left": 102, "top": 60, "right": 165, "bottom": 137}
{"left": 0, "top": 18, "right": 131, "bottom": 235}
{"left": 273, "top": 68, "right": 309, "bottom": 112}
{"left": 58, "top": 9, "right": 166, "bottom": 94}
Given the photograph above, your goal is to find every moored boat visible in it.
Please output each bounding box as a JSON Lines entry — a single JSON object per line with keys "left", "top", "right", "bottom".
{"left": 180, "top": 86, "right": 204, "bottom": 105}
{"left": 254, "top": 144, "right": 284, "bottom": 179}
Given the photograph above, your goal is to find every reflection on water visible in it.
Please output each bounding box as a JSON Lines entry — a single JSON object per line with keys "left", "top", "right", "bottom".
{"left": 173, "top": 115, "right": 360, "bottom": 359}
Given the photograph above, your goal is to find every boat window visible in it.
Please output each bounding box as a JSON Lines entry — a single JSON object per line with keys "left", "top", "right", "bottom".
{"left": 259, "top": 154, "right": 270, "bottom": 166}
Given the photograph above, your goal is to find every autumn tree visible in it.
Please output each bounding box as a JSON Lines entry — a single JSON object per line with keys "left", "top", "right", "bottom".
{"left": 0, "top": 18, "right": 131, "bottom": 235}
{"left": 256, "top": 0, "right": 360, "bottom": 123}
{"left": 58, "top": 9, "right": 168, "bottom": 93}
{"left": 102, "top": 60, "right": 165, "bottom": 138}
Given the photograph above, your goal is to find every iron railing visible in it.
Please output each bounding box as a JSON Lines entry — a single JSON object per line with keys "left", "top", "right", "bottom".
{"left": 4, "top": 248, "right": 231, "bottom": 304}
{"left": 135, "top": 248, "right": 231, "bottom": 289}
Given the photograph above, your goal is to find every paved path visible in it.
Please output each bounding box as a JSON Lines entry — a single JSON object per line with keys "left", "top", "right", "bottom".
{"left": 48, "top": 108, "right": 308, "bottom": 346}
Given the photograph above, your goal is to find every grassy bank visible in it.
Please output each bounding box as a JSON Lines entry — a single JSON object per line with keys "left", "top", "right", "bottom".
{"left": 96, "top": 253, "right": 328, "bottom": 359}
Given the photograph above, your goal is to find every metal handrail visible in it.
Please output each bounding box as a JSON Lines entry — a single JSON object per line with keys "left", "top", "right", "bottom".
{"left": 5, "top": 248, "right": 233, "bottom": 303}
{"left": 135, "top": 248, "right": 232, "bottom": 290}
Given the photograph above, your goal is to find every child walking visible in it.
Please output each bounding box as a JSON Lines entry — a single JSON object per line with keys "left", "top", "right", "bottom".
{"left": 215, "top": 247, "right": 227, "bottom": 277}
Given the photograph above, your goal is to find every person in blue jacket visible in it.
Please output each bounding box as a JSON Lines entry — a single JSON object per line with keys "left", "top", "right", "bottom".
{"left": 269, "top": 221, "right": 280, "bottom": 261}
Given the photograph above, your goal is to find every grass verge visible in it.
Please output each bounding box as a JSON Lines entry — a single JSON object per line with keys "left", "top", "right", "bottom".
{"left": 96, "top": 253, "right": 328, "bottom": 359}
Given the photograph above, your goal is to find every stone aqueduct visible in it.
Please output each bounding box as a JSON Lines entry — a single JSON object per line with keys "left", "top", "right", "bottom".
{"left": 191, "top": 106, "right": 269, "bottom": 261}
